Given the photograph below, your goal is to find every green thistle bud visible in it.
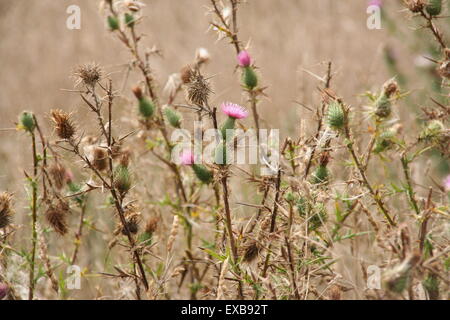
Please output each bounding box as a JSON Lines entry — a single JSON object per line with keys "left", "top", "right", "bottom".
{"left": 374, "top": 93, "right": 391, "bottom": 118}
{"left": 107, "top": 15, "right": 120, "bottom": 31}
{"left": 426, "top": 0, "right": 442, "bottom": 16}
{"left": 308, "top": 203, "right": 327, "bottom": 231}
{"left": 20, "top": 111, "right": 36, "bottom": 132}
{"left": 192, "top": 164, "right": 213, "bottom": 184}
{"left": 327, "top": 101, "right": 345, "bottom": 130}
{"left": 214, "top": 142, "right": 230, "bottom": 165}
{"left": 220, "top": 117, "right": 236, "bottom": 140}
{"left": 374, "top": 130, "right": 395, "bottom": 153}
{"left": 124, "top": 13, "right": 135, "bottom": 27}
{"left": 163, "top": 107, "right": 182, "bottom": 128}
{"left": 242, "top": 66, "right": 258, "bottom": 90}
{"left": 311, "top": 165, "right": 329, "bottom": 184}
{"left": 138, "top": 97, "right": 155, "bottom": 118}
{"left": 114, "top": 165, "right": 132, "bottom": 195}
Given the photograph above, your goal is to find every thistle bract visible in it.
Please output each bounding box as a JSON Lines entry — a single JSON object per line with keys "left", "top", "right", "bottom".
{"left": 164, "top": 107, "right": 182, "bottom": 128}
{"left": 311, "top": 165, "right": 329, "bottom": 184}
{"left": 124, "top": 13, "right": 135, "bottom": 27}
{"left": 374, "top": 130, "right": 395, "bottom": 153}
{"left": 192, "top": 164, "right": 213, "bottom": 184}
{"left": 327, "top": 101, "right": 345, "bottom": 130}
{"left": 107, "top": 16, "right": 120, "bottom": 31}
{"left": 214, "top": 142, "right": 230, "bottom": 165}
{"left": 139, "top": 97, "right": 155, "bottom": 118}
{"left": 426, "top": 0, "right": 442, "bottom": 16}
{"left": 220, "top": 117, "right": 236, "bottom": 140}
{"left": 114, "top": 165, "right": 132, "bottom": 195}
{"left": 242, "top": 66, "right": 258, "bottom": 90}
{"left": 374, "top": 93, "right": 391, "bottom": 118}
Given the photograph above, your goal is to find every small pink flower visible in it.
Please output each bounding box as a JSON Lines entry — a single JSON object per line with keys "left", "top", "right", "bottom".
{"left": 237, "top": 50, "right": 251, "bottom": 67}
{"left": 221, "top": 102, "right": 248, "bottom": 119}
{"left": 180, "top": 150, "right": 194, "bottom": 166}
{"left": 368, "top": 0, "right": 382, "bottom": 7}
{"left": 444, "top": 175, "right": 450, "bottom": 192}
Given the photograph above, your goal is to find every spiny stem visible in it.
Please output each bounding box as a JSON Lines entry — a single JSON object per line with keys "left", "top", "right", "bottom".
{"left": 28, "top": 131, "right": 38, "bottom": 300}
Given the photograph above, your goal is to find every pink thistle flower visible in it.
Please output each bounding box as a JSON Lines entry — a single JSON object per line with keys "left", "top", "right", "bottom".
{"left": 180, "top": 150, "right": 194, "bottom": 166}
{"left": 237, "top": 50, "right": 251, "bottom": 67}
{"left": 0, "top": 283, "right": 8, "bottom": 300}
{"left": 221, "top": 102, "right": 248, "bottom": 119}
{"left": 368, "top": 0, "right": 382, "bottom": 7}
{"left": 444, "top": 175, "right": 450, "bottom": 192}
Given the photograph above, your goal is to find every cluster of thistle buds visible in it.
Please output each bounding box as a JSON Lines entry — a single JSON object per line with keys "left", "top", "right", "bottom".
{"left": 237, "top": 50, "right": 258, "bottom": 90}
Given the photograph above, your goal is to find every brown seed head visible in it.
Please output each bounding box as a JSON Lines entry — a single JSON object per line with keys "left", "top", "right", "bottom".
{"left": 45, "top": 202, "right": 69, "bottom": 236}
{"left": 187, "top": 71, "right": 212, "bottom": 106}
{"left": 243, "top": 241, "right": 260, "bottom": 263}
{"left": 145, "top": 216, "right": 159, "bottom": 234}
{"left": 93, "top": 147, "right": 108, "bottom": 171}
{"left": 383, "top": 79, "right": 399, "bottom": 97}
{"left": 0, "top": 192, "right": 13, "bottom": 229}
{"left": 51, "top": 109, "right": 76, "bottom": 140}
{"left": 49, "top": 163, "right": 67, "bottom": 190}
{"left": 122, "top": 204, "right": 141, "bottom": 235}
{"left": 406, "top": 0, "right": 425, "bottom": 13}
{"left": 180, "top": 65, "right": 194, "bottom": 84}
{"left": 74, "top": 63, "right": 102, "bottom": 87}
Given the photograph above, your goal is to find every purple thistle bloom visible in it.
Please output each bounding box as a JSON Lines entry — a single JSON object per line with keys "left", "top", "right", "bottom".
{"left": 221, "top": 102, "right": 248, "bottom": 119}
{"left": 0, "top": 283, "right": 8, "bottom": 300}
{"left": 180, "top": 150, "right": 194, "bottom": 166}
{"left": 368, "top": 0, "right": 382, "bottom": 7}
{"left": 444, "top": 175, "right": 450, "bottom": 192}
{"left": 237, "top": 50, "right": 251, "bottom": 67}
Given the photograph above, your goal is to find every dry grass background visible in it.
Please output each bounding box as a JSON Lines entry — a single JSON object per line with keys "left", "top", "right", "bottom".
{"left": 0, "top": 0, "right": 448, "bottom": 300}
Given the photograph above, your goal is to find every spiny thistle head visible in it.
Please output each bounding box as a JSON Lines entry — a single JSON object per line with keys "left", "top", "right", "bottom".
{"left": 145, "top": 216, "right": 159, "bottom": 235}
{"left": 180, "top": 65, "right": 194, "bottom": 84}
{"left": 19, "top": 111, "right": 36, "bottom": 132}
{"left": 107, "top": 15, "right": 120, "bottom": 31}
{"left": 0, "top": 192, "right": 13, "bottom": 229}
{"left": 242, "top": 66, "right": 258, "bottom": 90}
{"left": 374, "top": 79, "right": 398, "bottom": 119}
{"left": 74, "top": 63, "right": 102, "bottom": 87}
{"left": 163, "top": 107, "right": 182, "bottom": 128}
{"left": 45, "top": 201, "right": 69, "bottom": 236}
{"left": 425, "top": 0, "right": 442, "bottom": 16}
{"left": 242, "top": 241, "right": 260, "bottom": 263}
{"left": 114, "top": 164, "right": 132, "bottom": 196}
{"left": 187, "top": 71, "right": 212, "bottom": 106}
{"left": 438, "top": 59, "right": 450, "bottom": 79}
{"left": 51, "top": 109, "right": 76, "bottom": 140}
{"left": 327, "top": 100, "right": 345, "bottom": 130}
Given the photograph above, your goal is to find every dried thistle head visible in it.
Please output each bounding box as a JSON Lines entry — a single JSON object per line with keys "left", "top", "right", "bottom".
{"left": 0, "top": 192, "right": 13, "bottom": 229}
{"left": 145, "top": 216, "right": 159, "bottom": 235}
{"left": 383, "top": 79, "right": 399, "bottom": 98}
{"left": 121, "top": 204, "right": 141, "bottom": 235}
{"left": 438, "top": 60, "right": 450, "bottom": 79}
{"left": 51, "top": 109, "right": 76, "bottom": 140}
{"left": 186, "top": 71, "right": 212, "bottom": 106}
{"left": 195, "top": 47, "right": 210, "bottom": 65}
{"left": 180, "top": 65, "right": 194, "bottom": 84}
{"left": 93, "top": 146, "right": 108, "bottom": 171}
{"left": 405, "top": 0, "right": 425, "bottom": 12}
{"left": 49, "top": 162, "right": 67, "bottom": 190}
{"left": 45, "top": 201, "right": 69, "bottom": 236}
{"left": 74, "top": 63, "right": 102, "bottom": 87}
{"left": 242, "top": 241, "right": 260, "bottom": 263}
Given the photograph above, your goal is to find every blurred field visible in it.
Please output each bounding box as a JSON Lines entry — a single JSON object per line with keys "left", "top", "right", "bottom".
{"left": 0, "top": 0, "right": 448, "bottom": 300}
